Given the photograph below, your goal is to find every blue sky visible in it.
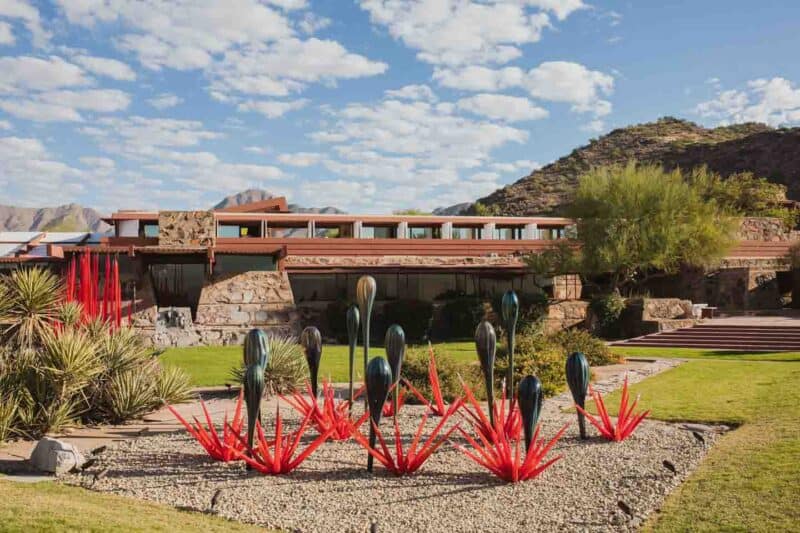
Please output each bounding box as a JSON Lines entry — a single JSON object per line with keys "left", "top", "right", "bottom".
{"left": 1, "top": 1, "right": 800, "bottom": 214}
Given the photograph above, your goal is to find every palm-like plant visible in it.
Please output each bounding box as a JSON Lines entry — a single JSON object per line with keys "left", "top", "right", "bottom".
{"left": 0, "top": 268, "right": 61, "bottom": 348}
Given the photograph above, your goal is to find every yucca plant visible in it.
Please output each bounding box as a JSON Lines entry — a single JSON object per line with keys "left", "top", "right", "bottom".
{"left": 101, "top": 365, "right": 159, "bottom": 422}
{"left": 40, "top": 328, "right": 102, "bottom": 403}
{"left": 231, "top": 334, "right": 305, "bottom": 395}
{"left": 0, "top": 268, "right": 61, "bottom": 348}
{"left": 0, "top": 395, "right": 18, "bottom": 442}
{"left": 153, "top": 364, "right": 193, "bottom": 405}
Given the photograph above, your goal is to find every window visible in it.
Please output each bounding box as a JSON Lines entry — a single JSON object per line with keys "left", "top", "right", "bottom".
{"left": 149, "top": 263, "right": 204, "bottom": 319}
{"left": 142, "top": 223, "right": 159, "bottom": 238}
{"left": 494, "top": 227, "right": 523, "bottom": 240}
{"left": 408, "top": 226, "right": 441, "bottom": 239}
{"left": 361, "top": 225, "right": 396, "bottom": 239}
{"left": 213, "top": 254, "right": 275, "bottom": 275}
{"left": 217, "top": 222, "right": 261, "bottom": 238}
{"left": 452, "top": 227, "right": 481, "bottom": 239}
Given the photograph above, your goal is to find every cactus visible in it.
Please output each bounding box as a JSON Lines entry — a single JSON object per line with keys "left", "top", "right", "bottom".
{"left": 518, "top": 375, "right": 543, "bottom": 452}
{"left": 346, "top": 304, "right": 360, "bottom": 409}
{"left": 474, "top": 321, "right": 497, "bottom": 427}
{"left": 356, "top": 275, "right": 377, "bottom": 408}
{"left": 501, "top": 290, "right": 519, "bottom": 396}
{"left": 365, "top": 357, "right": 392, "bottom": 472}
{"left": 385, "top": 324, "right": 406, "bottom": 416}
{"left": 566, "top": 351, "right": 591, "bottom": 439}
{"left": 243, "top": 329, "right": 269, "bottom": 456}
{"left": 300, "top": 326, "right": 323, "bottom": 399}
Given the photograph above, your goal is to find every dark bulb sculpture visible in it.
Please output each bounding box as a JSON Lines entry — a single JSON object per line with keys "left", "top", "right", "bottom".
{"left": 566, "top": 351, "right": 591, "bottom": 439}
{"left": 346, "top": 304, "right": 360, "bottom": 409}
{"left": 356, "top": 275, "right": 377, "bottom": 408}
{"left": 365, "top": 356, "right": 392, "bottom": 472}
{"left": 300, "top": 326, "right": 322, "bottom": 399}
{"left": 518, "top": 375, "right": 543, "bottom": 452}
{"left": 475, "top": 321, "right": 497, "bottom": 427}
{"left": 501, "top": 290, "right": 519, "bottom": 396}
{"left": 243, "top": 329, "right": 269, "bottom": 455}
{"left": 385, "top": 324, "right": 406, "bottom": 415}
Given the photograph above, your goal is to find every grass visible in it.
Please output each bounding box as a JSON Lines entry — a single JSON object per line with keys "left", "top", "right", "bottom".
{"left": 0, "top": 479, "right": 264, "bottom": 532}
{"left": 612, "top": 345, "right": 800, "bottom": 362}
{"left": 596, "top": 360, "right": 800, "bottom": 532}
{"left": 161, "top": 342, "right": 476, "bottom": 387}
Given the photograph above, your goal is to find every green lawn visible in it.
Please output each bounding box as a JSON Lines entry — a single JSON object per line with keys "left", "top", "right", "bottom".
{"left": 161, "top": 342, "right": 477, "bottom": 387}
{"left": 612, "top": 345, "right": 800, "bottom": 362}
{"left": 0, "top": 479, "right": 264, "bottom": 532}
{"left": 597, "top": 360, "right": 800, "bottom": 532}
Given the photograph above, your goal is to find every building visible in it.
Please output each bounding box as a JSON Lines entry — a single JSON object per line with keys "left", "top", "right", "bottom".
{"left": 1, "top": 198, "right": 796, "bottom": 346}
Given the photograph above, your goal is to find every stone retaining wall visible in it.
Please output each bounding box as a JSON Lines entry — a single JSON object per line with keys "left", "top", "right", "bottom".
{"left": 158, "top": 210, "right": 215, "bottom": 247}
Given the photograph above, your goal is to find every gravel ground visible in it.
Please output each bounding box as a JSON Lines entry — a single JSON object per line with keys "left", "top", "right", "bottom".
{"left": 63, "top": 360, "right": 724, "bottom": 532}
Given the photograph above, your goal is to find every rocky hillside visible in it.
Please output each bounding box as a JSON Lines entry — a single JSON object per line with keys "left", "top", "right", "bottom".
{"left": 0, "top": 204, "right": 109, "bottom": 232}
{"left": 476, "top": 117, "right": 800, "bottom": 216}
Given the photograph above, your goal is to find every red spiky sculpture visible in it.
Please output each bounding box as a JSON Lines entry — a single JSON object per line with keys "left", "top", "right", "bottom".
{"left": 167, "top": 391, "right": 247, "bottom": 462}
{"left": 282, "top": 381, "right": 368, "bottom": 441}
{"left": 403, "top": 345, "right": 448, "bottom": 416}
{"left": 574, "top": 376, "right": 650, "bottom": 442}
{"left": 64, "top": 249, "right": 124, "bottom": 329}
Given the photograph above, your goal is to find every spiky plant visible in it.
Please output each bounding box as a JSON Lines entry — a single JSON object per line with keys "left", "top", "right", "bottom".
{"left": 56, "top": 301, "right": 83, "bottom": 331}
{"left": 0, "top": 268, "right": 61, "bottom": 348}
{"left": 0, "top": 395, "right": 18, "bottom": 442}
{"left": 153, "top": 364, "right": 193, "bottom": 406}
{"left": 231, "top": 334, "right": 305, "bottom": 395}
{"left": 40, "top": 328, "right": 102, "bottom": 403}
{"left": 101, "top": 365, "right": 159, "bottom": 422}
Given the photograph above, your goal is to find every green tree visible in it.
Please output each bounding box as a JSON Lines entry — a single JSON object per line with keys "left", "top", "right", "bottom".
{"left": 565, "top": 162, "right": 737, "bottom": 292}
{"left": 393, "top": 208, "right": 432, "bottom": 216}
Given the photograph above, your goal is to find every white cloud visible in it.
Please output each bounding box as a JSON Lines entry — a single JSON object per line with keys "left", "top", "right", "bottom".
{"left": 0, "top": 99, "right": 83, "bottom": 121}
{"left": 433, "top": 66, "right": 524, "bottom": 91}
{"left": 55, "top": 0, "right": 386, "bottom": 103}
{"left": 524, "top": 61, "right": 614, "bottom": 116}
{"left": 238, "top": 98, "right": 309, "bottom": 118}
{"left": 74, "top": 55, "right": 137, "bottom": 81}
{"left": 490, "top": 159, "right": 541, "bottom": 173}
{"left": 147, "top": 93, "right": 184, "bottom": 109}
{"left": 244, "top": 146, "right": 270, "bottom": 154}
{"left": 278, "top": 151, "right": 322, "bottom": 166}
{"left": 298, "top": 12, "right": 331, "bottom": 34}
{"left": 360, "top": 0, "right": 564, "bottom": 66}
{"left": 456, "top": 93, "right": 548, "bottom": 122}
{"left": 384, "top": 84, "right": 437, "bottom": 102}
{"left": 210, "top": 38, "right": 387, "bottom": 98}
{"left": 695, "top": 77, "right": 800, "bottom": 126}
{"left": 0, "top": 136, "right": 84, "bottom": 205}
{"left": 39, "top": 89, "right": 131, "bottom": 112}
{"left": 0, "top": 120, "right": 11, "bottom": 130}
{"left": 0, "top": 0, "right": 49, "bottom": 47}
{"left": 0, "top": 55, "right": 88, "bottom": 93}
{"left": 580, "top": 119, "right": 605, "bottom": 133}
{"left": 0, "top": 21, "right": 14, "bottom": 44}
{"left": 79, "top": 156, "right": 116, "bottom": 170}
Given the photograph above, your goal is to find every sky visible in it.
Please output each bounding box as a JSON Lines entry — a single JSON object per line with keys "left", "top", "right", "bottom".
{"left": 1, "top": 1, "right": 800, "bottom": 214}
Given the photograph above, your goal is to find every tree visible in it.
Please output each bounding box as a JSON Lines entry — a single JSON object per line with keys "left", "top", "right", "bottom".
{"left": 565, "top": 162, "right": 737, "bottom": 292}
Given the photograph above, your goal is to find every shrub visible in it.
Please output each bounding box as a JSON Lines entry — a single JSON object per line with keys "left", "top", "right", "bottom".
{"left": 0, "top": 395, "right": 17, "bottom": 442}
{"left": 589, "top": 291, "right": 626, "bottom": 338}
{"left": 547, "top": 328, "right": 621, "bottom": 366}
{"left": 436, "top": 297, "right": 485, "bottom": 339}
{"left": 490, "top": 291, "right": 549, "bottom": 333}
{"left": 380, "top": 299, "right": 433, "bottom": 342}
{"left": 231, "top": 334, "right": 306, "bottom": 395}
{"left": 402, "top": 345, "right": 484, "bottom": 402}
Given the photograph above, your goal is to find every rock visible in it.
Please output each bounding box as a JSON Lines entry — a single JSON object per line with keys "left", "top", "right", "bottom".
{"left": 29, "top": 437, "right": 85, "bottom": 475}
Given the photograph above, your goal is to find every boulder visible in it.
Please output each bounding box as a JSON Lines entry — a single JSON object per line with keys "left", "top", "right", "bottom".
{"left": 29, "top": 437, "right": 85, "bottom": 475}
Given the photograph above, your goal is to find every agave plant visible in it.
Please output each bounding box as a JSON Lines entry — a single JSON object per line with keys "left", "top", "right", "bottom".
{"left": 403, "top": 344, "right": 448, "bottom": 416}
{"left": 168, "top": 391, "right": 246, "bottom": 462}
{"left": 230, "top": 333, "right": 305, "bottom": 396}
{"left": 351, "top": 399, "right": 463, "bottom": 476}
{"left": 0, "top": 395, "right": 18, "bottom": 442}
{"left": 231, "top": 405, "right": 333, "bottom": 475}
{"left": 455, "top": 421, "right": 568, "bottom": 483}
{"left": 574, "top": 376, "right": 650, "bottom": 442}
{"left": 281, "top": 380, "right": 368, "bottom": 441}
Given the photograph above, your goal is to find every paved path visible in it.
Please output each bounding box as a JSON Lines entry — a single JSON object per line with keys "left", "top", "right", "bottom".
{"left": 0, "top": 359, "right": 669, "bottom": 478}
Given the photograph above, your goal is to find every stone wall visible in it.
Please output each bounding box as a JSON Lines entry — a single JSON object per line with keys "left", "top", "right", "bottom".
{"left": 158, "top": 210, "right": 215, "bottom": 247}
{"left": 621, "top": 298, "right": 696, "bottom": 337}
{"left": 551, "top": 274, "right": 582, "bottom": 300}
{"left": 543, "top": 300, "right": 588, "bottom": 333}
{"left": 737, "top": 217, "right": 792, "bottom": 241}
{"left": 136, "top": 270, "right": 299, "bottom": 347}
{"left": 284, "top": 255, "right": 526, "bottom": 268}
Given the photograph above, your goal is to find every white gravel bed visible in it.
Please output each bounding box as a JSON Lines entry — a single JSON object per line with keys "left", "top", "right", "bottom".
{"left": 63, "top": 360, "right": 722, "bottom": 532}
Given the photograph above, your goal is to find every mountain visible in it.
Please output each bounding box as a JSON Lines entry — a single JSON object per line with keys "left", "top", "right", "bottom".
{"left": 0, "top": 203, "right": 109, "bottom": 232}
{"left": 476, "top": 117, "right": 800, "bottom": 216}
{"left": 213, "top": 189, "right": 345, "bottom": 214}
{"left": 433, "top": 203, "right": 471, "bottom": 216}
